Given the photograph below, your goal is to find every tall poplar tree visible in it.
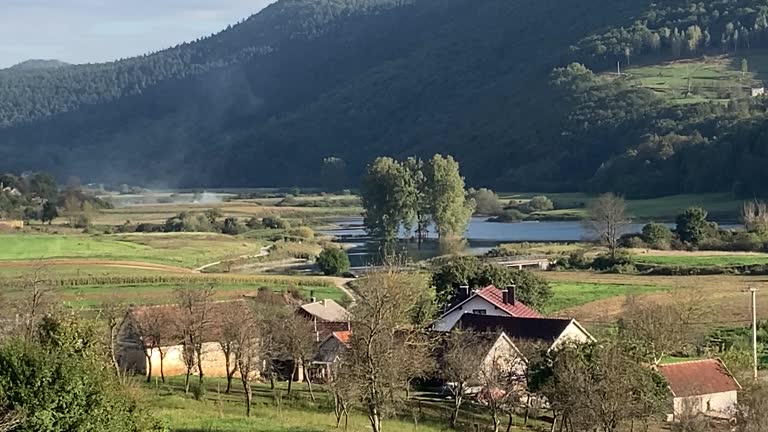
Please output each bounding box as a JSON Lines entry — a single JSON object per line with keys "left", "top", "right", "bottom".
{"left": 425, "top": 154, "right": 474, "bottom": 240}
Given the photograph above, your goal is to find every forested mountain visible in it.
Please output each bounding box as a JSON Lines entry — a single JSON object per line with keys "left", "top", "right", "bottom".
{"left": 7, "top": 59, "right": 70, "bottom": 71}
{"left": 1, "top": 0, "right": 768, "bottom": 196}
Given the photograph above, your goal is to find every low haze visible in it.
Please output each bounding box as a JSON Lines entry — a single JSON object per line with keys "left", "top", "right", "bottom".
{"left": 0, "top": 0, "right": 276, "bottom": 68}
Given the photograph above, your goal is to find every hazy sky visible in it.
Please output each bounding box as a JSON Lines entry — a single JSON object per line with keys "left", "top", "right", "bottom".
{"left": 0, "top": 0, "right": 276, "bottom": 68}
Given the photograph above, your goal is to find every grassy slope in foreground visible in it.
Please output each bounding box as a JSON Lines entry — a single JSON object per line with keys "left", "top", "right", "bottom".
{"left": 0, "top": 233, "right": 265, "bottom": 269}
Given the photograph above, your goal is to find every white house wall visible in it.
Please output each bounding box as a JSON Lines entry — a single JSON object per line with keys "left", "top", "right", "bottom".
{"left": 672, "top": 390, "right": 738, "bottom": 420}
{"left": 550, "top": 322, "right": 592, "bottom": 350}
{"left": 146, "top": 341, "right": 235, "bottom": 377}
{"left": 433, "top": 297, "right": 511, "bottom": 331}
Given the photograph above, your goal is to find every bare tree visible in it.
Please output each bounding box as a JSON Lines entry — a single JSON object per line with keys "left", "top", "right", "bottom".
{"left": 620, "top": 293, "right": 708, "bottom": 365}
{"left": 228, "top": 311, "right": 264, "bottom": 417}
{"left": 174, "top": 285, "right": 216, "bottom": 389}
{"left": 272, "top": 309, "right": 317, "bottom": 399}
{"left": 133, "top": 307, "right": 172, "bottom": 383}
{"left": 12, "top": 263, "right": 55, "bottom": 340}
{"left": 585, "top": 193, "right": 630, "bottom": 257}
{"left": 440, "top": 329, "right": 487, "bottom": 428}
{"left": 539, "top": 341, "right": 666, "bottom": 432}
{"left": 342, "top": 268, "right": 435, "bottom": 432}
{"left": 742, "top": 200, "right": 768, "bottom": 234}
{"left": 328, "top": 358, "right": 358, "bottom": 430}
{"left": 218, "top": 311, "right": 242, "bottom": 393}
{"left": 98, "top": 299, "right": 128, "bottom": 376}
{"left": 181, "top": 341, "right": 197, "bottom": 394}
{"left": 735, "top": 384, "right": 768, "bottom": 432}
{"left": 478, "top": 355, "right": 526, "bottom": 432}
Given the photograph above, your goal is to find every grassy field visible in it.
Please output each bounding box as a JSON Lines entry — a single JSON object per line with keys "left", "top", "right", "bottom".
{"left": 500, "top": 192, "right": 744, "bottom": 221}
{"left": 633, "top": 253, "right": 768, "bottom": 267}
{"left": 0, "top": 233, "right": 266, "bottom": 269}
{"left": 546, "top": 281, "right": 667, "bottom": 314}
{"left": 141, "top": 376, "right": 543, "bottom": 432}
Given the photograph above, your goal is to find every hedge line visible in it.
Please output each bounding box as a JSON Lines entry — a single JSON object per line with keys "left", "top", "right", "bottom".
{"left": 0, "top": 274, "right": 336, "bottom": 288}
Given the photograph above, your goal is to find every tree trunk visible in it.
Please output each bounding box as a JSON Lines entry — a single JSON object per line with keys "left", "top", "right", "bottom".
{"left": 450, "top": 394, "right": 463, "bottom": 428}
{"left": 145, "top": 354, "right": 152, "bottom": 383}
{"left": 242, "top": 379, "right": 253, "bottom": 418}
{"left": 334, "top": 393, "right": 343, "bottom": 428}
{"left": 159, "top": 349, "right": 166, "bottom": 383}
{"left": 196, "top": 347, "right": 205, "bottom": 387}
{"left": 110, "top": 326, "right": 120, "bottom": 376}
{"left": 184, "top": 369, "right": 192, "bottom": 394}
{"left": 287, "top": 371, "right": 293, "bottom": 395}
{"left": 224, "top": 351, "right": 233, "bottom": 393}
{"left": 270, "top": 373, "right": 275, "bottom": 390}
{"left": 491, "top": 410, "right": 500, "bottom": 432}
{"left": 550, "top": 413, "right": 558, "bottom": 432}
{"left": 506, "top": 413, "right": 513, "bottom": 432}
{"left": 303, "top": 362, "right": 316, "bottom": 402}
{"left": 368, "top": 405, "right": 382, "bottom": 432}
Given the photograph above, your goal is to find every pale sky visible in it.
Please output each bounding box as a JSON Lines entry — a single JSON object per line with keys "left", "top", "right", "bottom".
{"left": 0, "top": 0, "right": 277, "bottom": 68}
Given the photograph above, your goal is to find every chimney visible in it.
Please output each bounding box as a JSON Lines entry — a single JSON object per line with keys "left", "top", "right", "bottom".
{"left": 501, "top": 289, "right": 510, "bottom": 304}
{"left": 459, "top": 285, "right": 470, "bottom": 300}
{"left": 507, "top": 285, "right": 516, "bottom": 305}
{"left": 310, "top": 296, "right": 317, "bottom": 303}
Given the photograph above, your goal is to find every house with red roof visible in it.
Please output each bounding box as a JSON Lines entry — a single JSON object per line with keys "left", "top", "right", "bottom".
{"left": 432, "top": 285, "right": 542, "bottom": 332}
{"left": 311, "top": 330, "right": 352, "bottom": 381}
{"left": 658, "top": 359, "right": 742, "bottom": 421}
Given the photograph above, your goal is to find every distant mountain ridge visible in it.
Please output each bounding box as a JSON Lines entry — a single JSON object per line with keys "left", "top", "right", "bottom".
{"left": 1, "top": 0, "right": 767, "bottom": 197}
{"left": 7, "top": 59, "right": 70, "bottom": 71}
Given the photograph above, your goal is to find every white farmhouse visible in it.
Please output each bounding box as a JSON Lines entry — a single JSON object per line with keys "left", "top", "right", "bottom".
{"left": 658, "top": 359, "right": 741, "bottom": 421}
{"left": 432, "top": 285, "right": 542, "bottom": 332}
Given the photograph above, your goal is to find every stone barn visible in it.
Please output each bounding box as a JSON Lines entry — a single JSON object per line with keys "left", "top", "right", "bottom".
{"left": 117, "top": 300, "right": 252, "bottom": 378}
{"left": 658, "top": 358, "right": 741, "bottom": 421}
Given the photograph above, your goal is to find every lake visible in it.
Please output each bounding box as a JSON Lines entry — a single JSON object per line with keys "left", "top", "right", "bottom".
{"left": 319, "top": 217, "right": 741, "bottom": 267}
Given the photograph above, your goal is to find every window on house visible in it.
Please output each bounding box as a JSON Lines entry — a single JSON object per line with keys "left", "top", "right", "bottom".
{"left": 472, "top": 309, "right": 487, "bottom": 315}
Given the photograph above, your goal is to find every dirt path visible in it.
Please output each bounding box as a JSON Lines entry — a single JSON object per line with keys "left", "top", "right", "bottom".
{"left": 0, "top": 259, "right": 194, "bottom": 273}
{"left": 193, "top": 245, "right": 273, "bottom": 272}
{"left": 321, "top": 276, "right": 357, "bottom": 305}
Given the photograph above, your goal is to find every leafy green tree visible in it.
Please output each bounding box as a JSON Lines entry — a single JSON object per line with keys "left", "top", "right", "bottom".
{"left": 641, "top": 222, "right": 673, "bottom": 246}
{"left": 317, "top": 247, "right": 351, "bottom": 276}
{"left": 469, "top": 188, "right": 503, "bottom": 215}
{"left": 425, "top": 154, "right": 473, "bottom": 240}
{"left": 431, "top": 256, "right": 552, "bottom": 309}
{"left": 675, "top": 207, "right": 713, "bottom": 245}
{"left": 0, "top": 316, "right": 165, "bottom": 432}
{"left": 360, "top": 157, "right": 416, "bottom": 244}
{"left": 22, "top": 207, "right": 39, "bottom": 223}
{"left": 404, "top": 157, "right": 431, "bottom": 245}
{"left": 526, "top": 195, "right": 554, "bottom": 212}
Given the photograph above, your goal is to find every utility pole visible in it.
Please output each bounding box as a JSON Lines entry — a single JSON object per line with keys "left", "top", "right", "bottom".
{"left": 617, "top": 61, "right": 621, "bottom": 76}
{"left": 747, "top": 287, "right": 759, "bottom": 381}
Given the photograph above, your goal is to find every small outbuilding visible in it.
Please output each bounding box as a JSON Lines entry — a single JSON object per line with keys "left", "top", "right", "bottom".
{"left": 658, "top": 358, "right": 741, "bottom": 421}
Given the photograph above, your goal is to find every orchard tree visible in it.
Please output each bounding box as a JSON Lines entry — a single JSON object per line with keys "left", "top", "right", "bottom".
{"left": 342, "top": 268, "right": 435, "bottom": 432}
{"left": 40, "top": 201, "right": 58, "bottom": 225}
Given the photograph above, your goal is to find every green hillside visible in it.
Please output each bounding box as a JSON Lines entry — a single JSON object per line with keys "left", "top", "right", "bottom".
{"left": 1, "top": 0, "right": 768, "bottom": 197}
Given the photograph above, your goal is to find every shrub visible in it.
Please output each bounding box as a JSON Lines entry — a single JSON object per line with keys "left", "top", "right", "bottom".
{"left": 553, "top": 251, "right": 592, "bottom": 270}
{"left": 641, "top": 223, "right": 674, "bottom": 246}
{"left": 591, "top": 251, "right": 634, "bottom": 271}
{"left": 289, "top": 226, "right": 315, "bottom": 239}
{"left": 316, "top": 247, "right": 350, "bottom": 276}
{"left": 221, "top": 217, "right": 246, "bottom": 235}
{"left": 527, "top": 195, "right": 554, "bottom": 212}
{"left": 262, "top": 216, "right": 290, "bottom": 230}
{"left": 488, "top": 209, "right": 525, "bottom": 223}
{"left": 622, "top": 235, "right": 647, "bottom": 249}
{"left": 191, "top": 384, "right": 206, "bottom": 401}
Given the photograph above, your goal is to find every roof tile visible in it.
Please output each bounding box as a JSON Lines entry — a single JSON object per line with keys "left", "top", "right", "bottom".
{"left": 476, "top": 286, "right": 542, "bottom": 318}
{"left": 658, "top": 359, "right": 741, "bottom": 397}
